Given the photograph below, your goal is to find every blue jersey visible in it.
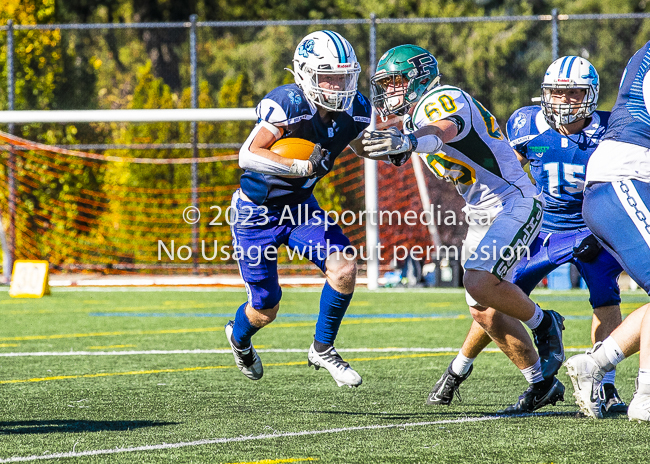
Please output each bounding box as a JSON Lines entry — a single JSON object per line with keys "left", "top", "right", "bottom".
{"left": 506, "top": 106, "right": 610, "bottom": 233}
{"left": 603, "top": 40, "right": 650, "bottom": 150}
{"left": 240, "top": 84, "right": 371, "bottom": 208}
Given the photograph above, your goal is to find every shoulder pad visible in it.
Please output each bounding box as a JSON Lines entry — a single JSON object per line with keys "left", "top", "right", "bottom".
{"left": 593, "top": 110, "right": 611, "bottom": 128}
{"left": 506, "top": 106, "right": 543, "bottom": 143}
{"left": 256, "top": 84, "right": 313, "bottom": 126}
{"left": 412, "top": 86, "right": 467, "bottom": 128}
{"left": 349, "top": 92, "right": 372, "bottom": 124}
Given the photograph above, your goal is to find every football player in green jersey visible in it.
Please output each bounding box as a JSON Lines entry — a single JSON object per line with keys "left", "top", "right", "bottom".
{"left": 362, "top": 44, "right": 565, "bottom": 413}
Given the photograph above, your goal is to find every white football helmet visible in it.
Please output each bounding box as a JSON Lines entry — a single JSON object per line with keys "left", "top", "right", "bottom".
{"left": 541, "top": 56, "right": 599, "bottom": 129}
{"left": 291, "top": 30, "right": 360, "bottom": 112}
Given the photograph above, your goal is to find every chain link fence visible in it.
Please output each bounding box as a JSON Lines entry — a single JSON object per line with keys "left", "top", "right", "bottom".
{"left": 0, "top": 11, "right": 649, "bottom": 279}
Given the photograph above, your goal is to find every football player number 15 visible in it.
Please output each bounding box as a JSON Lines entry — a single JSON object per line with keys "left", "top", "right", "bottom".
{"left": 543, "top": 162, "right": 585, "bottom": 197}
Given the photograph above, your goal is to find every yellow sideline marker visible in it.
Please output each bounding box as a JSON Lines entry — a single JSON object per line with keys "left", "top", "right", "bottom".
{"left": 9, "top": 260, "right": 50, "bottom": 298}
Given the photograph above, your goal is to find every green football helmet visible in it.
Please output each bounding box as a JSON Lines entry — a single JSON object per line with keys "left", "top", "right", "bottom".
{"left": 371, "top": 45, "right": 441, "bottom": 119}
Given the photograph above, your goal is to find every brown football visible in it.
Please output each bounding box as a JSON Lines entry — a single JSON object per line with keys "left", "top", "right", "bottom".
{"left": 269, "top": 138, "right": 315, "bottom": 161}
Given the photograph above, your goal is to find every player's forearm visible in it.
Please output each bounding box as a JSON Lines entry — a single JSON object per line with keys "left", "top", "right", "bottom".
{"left": 408, "top": 126, "right": 444, "bottom": 154}
{"left": 238, "top": 120, "right": 315, "bottom": 177}
{"left": 239, "top": 128, "right": 310, "bottom": 177}
{"left": 416, "top": 119, "right": 459, "bottom": 144}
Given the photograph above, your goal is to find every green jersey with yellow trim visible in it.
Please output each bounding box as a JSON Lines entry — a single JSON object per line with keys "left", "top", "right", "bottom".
{"left": 409, "top": 85, "right": 536, "bottom": 207}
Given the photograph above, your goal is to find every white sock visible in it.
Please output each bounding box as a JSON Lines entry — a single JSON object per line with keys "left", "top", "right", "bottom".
{"left": 639, "top": 369, "right": 650, "bottom": 386}
{"left": 592, "top": 337, "right": 626, "bottom": 371}
{"left": 451, "top": 352, "right": 475, "bottom": 376}
{"left": 521, "top": 359, "right": 544, "bottom": 384}
{"left": 602, "top": 369, "right": 616, "bottom": 385}
{"left": 523, "top": 304, "right": 544, "bottom": 330}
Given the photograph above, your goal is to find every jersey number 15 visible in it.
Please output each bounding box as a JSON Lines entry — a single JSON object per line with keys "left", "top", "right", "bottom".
{"left": 543, "top": 162, "right": 585, "bottom": 197}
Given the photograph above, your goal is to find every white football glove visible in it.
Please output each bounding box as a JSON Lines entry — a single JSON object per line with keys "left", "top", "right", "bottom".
{"left": 361, "top": 127, "right": 418, "bottom": 157}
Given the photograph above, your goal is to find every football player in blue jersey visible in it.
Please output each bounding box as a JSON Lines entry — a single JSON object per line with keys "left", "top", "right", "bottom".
{"left": 565, "top": 40, "right": 650, "bottom": 421}
{"left": 427, "top": 56, "right": 627, "bottom": 415}
{"left": 224, "top": 31, "right": 372, "bottom": 388}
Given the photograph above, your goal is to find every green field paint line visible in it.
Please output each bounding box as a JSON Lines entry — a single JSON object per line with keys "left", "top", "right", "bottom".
{"left": 0, "top": 316, "right": 464, "bottom": 342}
{"left": 224, "top": 458, "right": 317, "bottom": 464}
{"left": 0, "top": 352, "right": 457, "bottom": 385}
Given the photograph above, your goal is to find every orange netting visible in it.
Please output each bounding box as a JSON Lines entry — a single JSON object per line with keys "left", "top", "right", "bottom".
{"left": 0, "top": 129, "right": 372, "bottom": 274}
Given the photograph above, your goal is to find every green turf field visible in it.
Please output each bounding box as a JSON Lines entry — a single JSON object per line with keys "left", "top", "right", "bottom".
{"left": 1, "top": 287, "right": 649, "bottom": 463}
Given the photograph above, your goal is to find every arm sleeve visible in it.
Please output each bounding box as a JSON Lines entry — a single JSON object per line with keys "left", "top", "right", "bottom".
{"left": 238, "top": 123, "right": 295, "bottom": 176}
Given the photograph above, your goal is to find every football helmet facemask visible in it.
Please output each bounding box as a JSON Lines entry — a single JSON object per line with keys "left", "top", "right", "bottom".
{"left": 371, "top": 44, "right": 441, "bottom": 120}
{"left": 541, "top": 55, "right": 599, "bottom": 129}
{"left": 291, "top": 30, "right": 360, "bottom": 112}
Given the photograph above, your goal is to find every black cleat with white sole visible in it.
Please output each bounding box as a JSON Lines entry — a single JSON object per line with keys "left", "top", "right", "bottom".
{"left": 426, "top": 361, "right": 473, "bottom": 406}
{"left": 498, "top": 377, "right": 565, "bottom": 414}
{"left": 225, "top": 320, "right": 263, "bottom": 380}
{"left": 602, "top": 383, "right": 628, "bottom": 415}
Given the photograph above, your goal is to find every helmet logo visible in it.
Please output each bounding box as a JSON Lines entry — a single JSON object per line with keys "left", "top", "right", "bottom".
{"left": 297, "top": 39, "right": 319, "bottom": 58}
{"left": 581, "top": 66, "right": 599, "bottom": 85}
{"left": 406, "top": 53, "right": 433, "bottom": 78}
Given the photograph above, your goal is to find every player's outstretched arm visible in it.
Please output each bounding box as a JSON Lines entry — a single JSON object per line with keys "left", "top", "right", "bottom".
{"left": 413, "top": 118, "right": 459, "bottom": 145}
{"left": 359, "top": 118, "right": 458, "bottom": 163}
{"left": 239, "top": 121, "right": 315, "bottom": 177}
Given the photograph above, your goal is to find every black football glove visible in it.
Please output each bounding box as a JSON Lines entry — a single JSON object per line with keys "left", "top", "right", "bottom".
{"left": 308, "top": 143, "right": 331, "bottom": 178}
{"left": 572, "top": 234, "right": 602, "bottom": 263}
{"left": 388, "top": 152, "right": 412, "bottom": 167}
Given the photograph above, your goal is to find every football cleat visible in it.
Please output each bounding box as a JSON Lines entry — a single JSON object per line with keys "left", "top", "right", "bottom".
{"left": 497, "top": 377, "right": 565, "bottom": 414}
{"left": 532, "top": 309, "right": 566, "bottom": 378}
{"left": 564, "top": 353, "right": 605, "bottom": 418}
{"left": 602, "top": 383, "right": 628, "bottom": 414}
{"left": 224, "top": 320, "right": 263, "bottom": 381}
{"left": 628, "top": 380, "right": 650, "bottom": 423}
{"left": 426, "top": 361, "right": 473, "bottom": 406}
{"left": 307, "top": 343, "right": 362, "bottom": 388}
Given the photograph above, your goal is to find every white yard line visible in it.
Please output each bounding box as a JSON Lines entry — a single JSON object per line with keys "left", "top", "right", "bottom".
{"left": 0, "top": 347, "right": 591, "bottom": 357}
{"left": 0, "top": 416, "right": 501, "bottom": 463}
